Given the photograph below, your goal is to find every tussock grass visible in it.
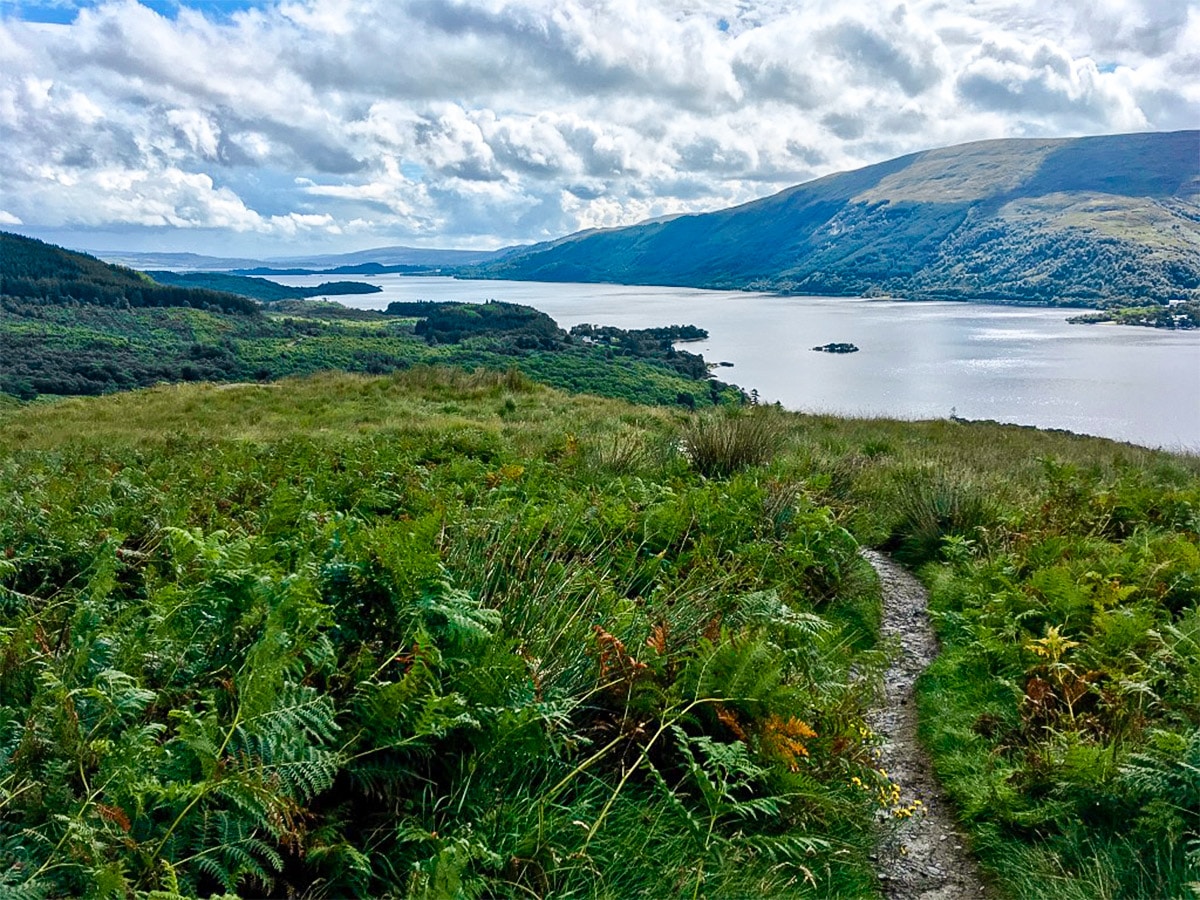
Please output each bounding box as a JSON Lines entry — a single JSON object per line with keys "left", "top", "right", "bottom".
{"left": 681, "top": 406, "right": 790, "bottom": 477}
{"left": 886, "top": 470, "right": 997, "bottom": 566}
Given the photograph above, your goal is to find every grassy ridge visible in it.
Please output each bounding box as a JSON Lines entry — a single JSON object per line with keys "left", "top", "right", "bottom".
{"left": 0, "top": 371, "right": 890, "bottom": 898}
{"left": 0, "top": 372, "right": 1196, "bottom": 898}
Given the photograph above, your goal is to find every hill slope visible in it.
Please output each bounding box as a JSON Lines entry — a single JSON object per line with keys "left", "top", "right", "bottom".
{"left": 0, "top": 233, "right": 736, "bottom": 403}
{"left": 0, "top": 231, "right": 259, "bottom": 314}
{"left": 147, "top": 270, "right": 383, "bottom": 301}
{"left": 473, "top": 131, "right": 1200, "bottom": 306}
{"left": 0, "top": 373, "right": 1196, "bottom": 898}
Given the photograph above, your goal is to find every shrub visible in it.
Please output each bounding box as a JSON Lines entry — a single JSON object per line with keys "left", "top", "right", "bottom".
{"left": 681, "top": 408, "right": 788, "bottom": 478}
{"left": 886, "top": 470, "right": 996, "bottom": 566}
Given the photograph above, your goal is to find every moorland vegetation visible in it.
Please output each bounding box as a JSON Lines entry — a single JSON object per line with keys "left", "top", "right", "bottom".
{"left": 0, "top": 233, "right": 736, "bottom": 407}
{"left": 0, "top": 370, "right": 1196, "bottom": 899}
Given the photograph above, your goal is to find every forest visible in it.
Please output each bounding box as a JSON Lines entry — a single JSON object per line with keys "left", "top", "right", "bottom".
{"left": 147, "top": 271, "right": 384, "bottom": 303}
{"left": 1067, "top": 301, "right": 1200, "bottom": 329}
{"left": 0, "top": 232, "right": 258, "bottom": 315}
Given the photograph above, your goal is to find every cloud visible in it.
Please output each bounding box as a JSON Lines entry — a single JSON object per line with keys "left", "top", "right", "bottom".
{"left": 956, "top": 38, "right": 1149, "bottom": 130}
{"left": 0, "top": 0, "right": 1194, "bottom": 253}
{"left": 820, "top": 13, "right": 946, "bottom": 98}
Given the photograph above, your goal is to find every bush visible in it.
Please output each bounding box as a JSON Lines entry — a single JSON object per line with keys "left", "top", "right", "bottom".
{"left": 886, "top": 470, "right": 996, "bottom": 566}
{"left": 681, "top": 408, "right": 788, "bottom": 477}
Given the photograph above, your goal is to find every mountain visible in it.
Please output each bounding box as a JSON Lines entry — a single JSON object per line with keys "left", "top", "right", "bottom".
{"left": 268, "top": 244, "right": 507, "bottom": 269}
{"left": 99, "top": 244, "right": 509, "bottom": 272}
{"left": 0, "top": 231, "right": 258, "bottom": 314}
{"left": 470, "top": 131, "right": 1200, "bottom": 306}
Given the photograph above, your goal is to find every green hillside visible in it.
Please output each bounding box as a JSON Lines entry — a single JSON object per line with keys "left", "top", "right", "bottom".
{"left": 0, "top": 231, "right": 259, "bottom": 314}
{"left": 0, "top": 372, "right": 1196, "bottom": 898}
{"left": 147, "top": 270, "right": 383, "bottom": 302}
{"left": 474, "top": 131, "right": 1200, "bottom": 307}
{"left": 0, "top": 234, "right": 736, "bottom": 404}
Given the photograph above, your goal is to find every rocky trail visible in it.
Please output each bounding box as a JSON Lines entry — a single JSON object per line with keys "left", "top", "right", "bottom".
{"left": 862, "top": 550, "right": 996, "bottom": 900}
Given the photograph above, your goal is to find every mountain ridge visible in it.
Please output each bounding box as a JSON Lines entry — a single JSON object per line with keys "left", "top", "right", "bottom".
{"left": 468, "top": 130, "right": 1200, "bottom": 306}
{"left": 96, "top": 244, "right": 510, "bottom": 272}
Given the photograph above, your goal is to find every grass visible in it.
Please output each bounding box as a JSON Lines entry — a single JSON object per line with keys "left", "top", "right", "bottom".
{"left": 0, "top": 371, "right": 1196, "bottom": 898}
{"left": 681, "top": 406, "right": 791, "bottom": 477}
{"left": 0, "top": 369, "right": 889, "bottom": 898}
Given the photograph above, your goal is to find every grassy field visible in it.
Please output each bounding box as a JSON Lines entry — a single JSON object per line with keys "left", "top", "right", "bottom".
{"left": 0, "top": 370, "right": 1197, "bottom": 898}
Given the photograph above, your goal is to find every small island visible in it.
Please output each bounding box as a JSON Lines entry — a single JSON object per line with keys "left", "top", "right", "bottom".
{"left": 812, "top": 342, "right": 860, "bottom": 353}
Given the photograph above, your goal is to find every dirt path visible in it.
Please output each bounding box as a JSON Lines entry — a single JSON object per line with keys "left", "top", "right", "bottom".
{"left": 862, "top": 550, "right": 995, "bottom": 900}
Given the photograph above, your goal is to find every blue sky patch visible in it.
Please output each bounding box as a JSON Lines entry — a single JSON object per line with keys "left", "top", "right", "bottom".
{"left": 1, "top": 0, "right": 271, "bottom": 24}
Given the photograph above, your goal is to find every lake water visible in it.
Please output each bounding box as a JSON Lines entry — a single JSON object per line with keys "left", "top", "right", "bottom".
{"left": 275, "top": 275, "right": 1200, "bottom": 451}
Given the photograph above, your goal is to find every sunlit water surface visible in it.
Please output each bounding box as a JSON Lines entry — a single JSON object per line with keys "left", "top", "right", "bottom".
{"left": 274, "top": 275, "right": 1200, "bottom": 450}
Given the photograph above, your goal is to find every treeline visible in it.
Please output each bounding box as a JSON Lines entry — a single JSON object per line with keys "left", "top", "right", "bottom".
{"left": 1068, "top": 300, "right": 1200, "bottom": 329}
{"left": 0, "top": 234, "right": 738, "bottom": 407}
{"left": 385, "top": 300, "right": 567, "bottom": 349}
{"left": 571, "top": 323, "right": 708, "bottom": 342}
{"left": 382, "top": 302, "right": 720, "bottom": 383}
{"left": 0, "top": 297, "right": 737, "bottom": 407}
{"left": 0, "top": 231, "right": 258, "bottom": 314}
{"left": 769, "top": 226, "right": 1200, "bottom": 307}
{"left": 570, "top": 323, "right": 712, "bottom": 380}
{"left": 0, "top": 331, "right": 245, "bottom": 399}
{"left": 150, "top": 270, "right": 383, "bottom": 302}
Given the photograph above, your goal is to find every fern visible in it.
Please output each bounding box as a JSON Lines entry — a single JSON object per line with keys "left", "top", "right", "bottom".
{"left": 1122, "top": 728, "right": 1200, "bottom": 823}
{"left": 416, "top": 575, "right": 502, "bottom": 658}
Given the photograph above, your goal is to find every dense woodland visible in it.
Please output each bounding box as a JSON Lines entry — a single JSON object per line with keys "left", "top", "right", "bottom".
{"left": 0, "top": 233, "right": 258, "bottom": 315}
{"left": 1068, "top": 301, "right": 1200, "bottom": 329}
{"left": 148, "top": 271, "right": 384, "bottom": 302}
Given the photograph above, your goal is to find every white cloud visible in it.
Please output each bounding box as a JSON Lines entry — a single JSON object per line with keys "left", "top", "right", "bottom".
{"left": 0, "top": 0, "right": 1194, "bottom": 253}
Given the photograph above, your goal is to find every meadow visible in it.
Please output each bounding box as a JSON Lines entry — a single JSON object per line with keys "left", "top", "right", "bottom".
{"left": 0, "top": 369, "right": 1196, "bottom": 898}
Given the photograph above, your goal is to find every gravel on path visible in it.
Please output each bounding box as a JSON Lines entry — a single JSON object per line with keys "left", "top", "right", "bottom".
{"left": 862, "top": 550, "right": 997, "bottom": 900}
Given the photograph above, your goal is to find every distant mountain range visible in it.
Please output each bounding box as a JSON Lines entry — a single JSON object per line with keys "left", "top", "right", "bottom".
{"left": 87, "top": 131, "right": 1199, "bottom": 308}
{"left": 469, "top": 130, "right": 1200, "bottom": 306}
{"left": 98, "top": 245, "right": 506, "bottom": 273}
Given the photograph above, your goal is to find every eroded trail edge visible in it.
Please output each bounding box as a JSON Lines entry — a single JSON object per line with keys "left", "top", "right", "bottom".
{"left": 862, "top": 550, "right": 994, "bottom": 900}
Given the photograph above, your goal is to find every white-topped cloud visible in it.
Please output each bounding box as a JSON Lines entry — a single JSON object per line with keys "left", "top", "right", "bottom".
{"left": 0, "top": 0, "right": 1194, "bottom": 254}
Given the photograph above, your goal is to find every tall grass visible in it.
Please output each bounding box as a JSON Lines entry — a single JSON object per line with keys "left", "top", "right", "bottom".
{"left": 0, "top": 372, "right": 887, "bottom": 898}
{"left": 886, "top": 469, "right": 997, "bottom": 566}
{"left": 1, "top": 371, "right": 1197, "bottom": 898}
{"left": 681, "top": 407, "right": 790, "bottom": 477}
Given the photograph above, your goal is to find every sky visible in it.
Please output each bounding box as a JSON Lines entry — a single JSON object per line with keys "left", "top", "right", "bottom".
{"left": 1, "top": 0, "right": 1197, "bottom": 256}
